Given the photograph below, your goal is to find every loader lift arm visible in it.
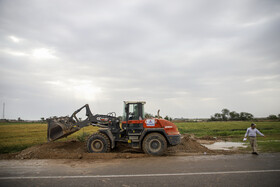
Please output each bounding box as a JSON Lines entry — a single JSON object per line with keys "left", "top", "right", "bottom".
{"left": 47, "top": 104, "right": 119, "bottom": 141}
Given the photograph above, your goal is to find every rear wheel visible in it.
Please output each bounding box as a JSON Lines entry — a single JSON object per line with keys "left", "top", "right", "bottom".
{"left": 142, "top": 133, "right": 167, "bottom": 156}
{"left": 87, "top": 133, "right": 111, "bottom": 153}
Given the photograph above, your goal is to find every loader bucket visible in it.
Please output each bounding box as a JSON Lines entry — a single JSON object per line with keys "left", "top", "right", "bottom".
{"left": 47, "top": 116, "right": 80, "bottom": 141}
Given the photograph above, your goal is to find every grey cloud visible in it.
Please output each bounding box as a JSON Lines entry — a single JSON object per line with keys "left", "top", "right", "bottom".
{"left": 0, "top": 0, "right": 280, "bottom": 119}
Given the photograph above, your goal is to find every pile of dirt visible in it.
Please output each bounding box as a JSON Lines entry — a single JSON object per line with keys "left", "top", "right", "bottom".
{"left": 11, "top": 140, "right": 147, "bottom": 160}
{"left": 15, "top": 140, "right": 86, "bottom": 159}
{"left": 167, "top": 135, "right": 214, "bottom": 154}
{"left": 1, "top": 134, "right": 222, "bottom": 160}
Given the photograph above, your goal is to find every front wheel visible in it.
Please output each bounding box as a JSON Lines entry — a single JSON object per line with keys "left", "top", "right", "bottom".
{"left": 87, "top": 133, "right": 111, "bottom": 153}
{"left": 142, "top": 133, "right": 167, "bottom": 156}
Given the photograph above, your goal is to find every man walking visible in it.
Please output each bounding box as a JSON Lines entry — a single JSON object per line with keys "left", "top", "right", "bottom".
{"left": 244, "top": 123, "right": 265, "bottom": 155}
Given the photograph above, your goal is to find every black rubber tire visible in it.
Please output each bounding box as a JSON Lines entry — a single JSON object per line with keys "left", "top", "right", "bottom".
{"left": 87, "top": 133, "right": 111, "bottom": 153}
{"left": 142, "top": 133, "right": 167, "bottom": 156}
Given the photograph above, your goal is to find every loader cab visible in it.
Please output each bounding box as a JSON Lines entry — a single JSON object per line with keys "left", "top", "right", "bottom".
{"left": 123, "top": 101, "right": 146, "bottom": 122}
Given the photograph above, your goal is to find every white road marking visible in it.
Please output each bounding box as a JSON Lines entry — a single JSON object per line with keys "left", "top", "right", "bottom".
{"left": 0, "top": 169, "right": 280, "bottom": 180}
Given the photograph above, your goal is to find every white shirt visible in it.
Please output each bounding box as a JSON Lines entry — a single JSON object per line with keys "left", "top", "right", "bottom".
{"left": 244, "top": 127, "right": 264, "bottom": 137}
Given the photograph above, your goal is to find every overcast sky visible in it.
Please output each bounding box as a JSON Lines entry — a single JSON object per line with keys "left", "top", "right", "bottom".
{"left": 0, "top": 0, "right": 280, "bottom": 120}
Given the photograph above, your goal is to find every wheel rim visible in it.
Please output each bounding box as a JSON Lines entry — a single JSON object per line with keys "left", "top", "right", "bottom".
{"left": 149, "top": 139, "right": 161, "bottom": 152}
{"left": 91, "top": 139, "right": 104, "bottom": 152}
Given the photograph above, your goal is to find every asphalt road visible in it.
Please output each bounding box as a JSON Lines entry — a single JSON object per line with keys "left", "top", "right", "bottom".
{"left": 0, "top": 153, "right": 280, "bottom": 187}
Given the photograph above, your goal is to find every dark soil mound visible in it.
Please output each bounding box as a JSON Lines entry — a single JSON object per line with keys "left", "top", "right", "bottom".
{"left": 1, "top": 134, "right": 216, "bottom": 160}
{"left": 167, "top": 135, "right": 213, "bottom": 153}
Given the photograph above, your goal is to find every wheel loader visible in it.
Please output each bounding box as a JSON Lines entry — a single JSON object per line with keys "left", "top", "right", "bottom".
{"left": 47, "top": 101, "right": 181, "bottom": 156}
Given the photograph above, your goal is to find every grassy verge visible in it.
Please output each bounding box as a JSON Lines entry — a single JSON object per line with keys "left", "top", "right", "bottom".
{"left": 0, "top": 123, "right": 98, "bottom": 154}
{"left": 257, "top": 141, "right": 280, "bottom": 152}
{"left": 175, "top": 121, "right": 280, "bottom": 152}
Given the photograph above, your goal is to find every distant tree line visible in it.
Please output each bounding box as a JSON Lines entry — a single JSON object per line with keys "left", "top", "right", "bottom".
{"left": 210, "top": 109, "right": 280, "bottom": 121}
{"left": 164, "top": 115, "right": 173, "bottom": 121}
{"left": 144, "top": 113, "right": 172, "bottom": 121}
{"left": 267, "top": 114, "right": 280, "bottom": 120}
{"left": 210, "top": 109, "right": 254, "bottom": 121}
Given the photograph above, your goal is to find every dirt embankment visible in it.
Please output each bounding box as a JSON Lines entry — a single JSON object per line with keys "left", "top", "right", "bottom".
{"left": 0, "top": 134, "right": 231, "bottom": 160}
{"left": 167, "top": 135, "right": 214, "bottom": 154}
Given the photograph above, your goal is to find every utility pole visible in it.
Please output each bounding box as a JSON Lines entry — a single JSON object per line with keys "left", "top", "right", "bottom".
{"left": 2, "top": 102, "right": 5, "bottom": 119}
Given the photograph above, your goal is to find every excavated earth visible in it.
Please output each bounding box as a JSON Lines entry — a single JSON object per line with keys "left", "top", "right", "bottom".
{"left": 0, "top": 134, "right": 235, "bottom": 160}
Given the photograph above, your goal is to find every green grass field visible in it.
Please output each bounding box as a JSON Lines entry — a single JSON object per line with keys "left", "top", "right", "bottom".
{"left": 0, "top": 121, "right": 279, "bottom": 154}
{"left": 0, "top": 122, "right": 98, "bottom": 154}
{"left": 176, "top": 121, "right": 280, "bottom": 152}
{"left": 176, "top": 121, "right": 280, "bottom": 137}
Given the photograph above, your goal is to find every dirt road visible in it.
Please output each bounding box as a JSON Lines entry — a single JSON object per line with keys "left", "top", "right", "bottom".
{"left": 0, "top": 153, "right": 279, "bottom": 187}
